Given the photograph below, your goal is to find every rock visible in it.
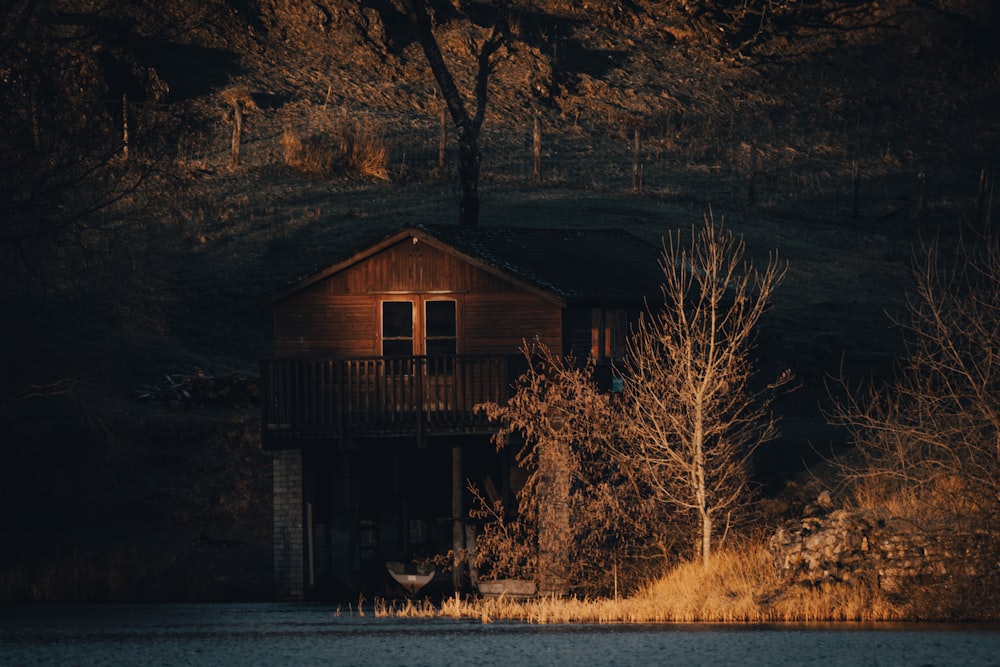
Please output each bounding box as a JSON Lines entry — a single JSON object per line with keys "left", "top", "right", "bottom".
{"left": 770, "top": 508, "right": 990, "bottom": 591}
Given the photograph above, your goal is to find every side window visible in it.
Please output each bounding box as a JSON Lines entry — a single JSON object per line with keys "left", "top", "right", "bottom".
{"left": 425, "top": 299, "right": 457, "bottom": 356}
{"left": 382, "top": 301, "right": 414, "bottom": 356}
{"left": 590, "top": 308, "right": 626, "bottom": 362}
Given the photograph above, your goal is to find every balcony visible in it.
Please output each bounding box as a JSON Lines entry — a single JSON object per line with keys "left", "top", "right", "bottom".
{"left": 260, "top": 355, "right": 526, "bottom": 446}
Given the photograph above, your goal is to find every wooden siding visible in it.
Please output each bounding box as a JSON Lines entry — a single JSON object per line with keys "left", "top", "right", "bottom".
{"left": 274, "top": 293, "right": 375, "bottom": 358}
{"left": 461, "top": 293, "right": 562, "bottom": 356}
{"left": 274, "top": 237, "right": 563, "bottom": 359}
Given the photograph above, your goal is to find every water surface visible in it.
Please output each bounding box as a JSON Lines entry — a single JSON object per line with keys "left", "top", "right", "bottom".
{"left": 2, "top": 603, "right": 998, "bottom": 666}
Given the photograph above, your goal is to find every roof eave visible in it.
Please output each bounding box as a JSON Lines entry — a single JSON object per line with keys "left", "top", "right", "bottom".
{"left": 268, "top": 225, "right": 567, "bottom": 307}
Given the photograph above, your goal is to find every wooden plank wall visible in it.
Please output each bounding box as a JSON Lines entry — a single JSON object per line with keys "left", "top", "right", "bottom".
{"left": 273, "top": 238, "right": 563, "bottom": 358}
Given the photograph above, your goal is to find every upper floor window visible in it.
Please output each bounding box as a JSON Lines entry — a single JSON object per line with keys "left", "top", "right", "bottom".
{"left": 381, "top": 298, "right": 457, "bottom": 357}
{"left": 425, "top": 299, "right": 457, "bottom": 356}
{"left": 382, "top": 301, "right": 413, "bottom": 356}
{"left": 591, "top": 308, "right": 626, "bottom": 362}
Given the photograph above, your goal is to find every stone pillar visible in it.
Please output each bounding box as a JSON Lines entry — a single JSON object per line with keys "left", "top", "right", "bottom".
{"left": 536, "top": 437, "right": 570, "bottom": 596}
{"left": 273, "top": 448, "right": 304, "bottom": 601}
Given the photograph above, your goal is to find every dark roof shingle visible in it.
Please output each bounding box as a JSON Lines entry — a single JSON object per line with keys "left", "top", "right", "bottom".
{"left": 417, "top": 224, "right": 664, "bottom": 302}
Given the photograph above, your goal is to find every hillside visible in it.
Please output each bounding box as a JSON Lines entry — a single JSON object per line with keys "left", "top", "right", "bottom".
{"left": 1, "top": 0, "right": 998, "bottom": 602}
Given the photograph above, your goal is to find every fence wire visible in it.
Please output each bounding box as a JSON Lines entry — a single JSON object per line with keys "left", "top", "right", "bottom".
{"left": 165, "top": 103, "right": 991, "bottom": 224}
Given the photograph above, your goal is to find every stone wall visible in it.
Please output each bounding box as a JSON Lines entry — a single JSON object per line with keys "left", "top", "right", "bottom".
{"left": 769, "top": 505, "right": 991, "bottom": 592}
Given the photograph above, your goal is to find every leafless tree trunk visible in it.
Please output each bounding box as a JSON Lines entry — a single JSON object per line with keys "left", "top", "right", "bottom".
{"left": 405, "top": 0, "right": 508, "bottom": 227}
{"left": 619, "top": 213, "right": 789, "bottom": 569}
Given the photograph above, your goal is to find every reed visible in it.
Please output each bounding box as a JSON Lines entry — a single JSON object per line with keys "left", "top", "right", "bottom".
{"left": 379, "top": 542, "right": 905, "bottom": 624}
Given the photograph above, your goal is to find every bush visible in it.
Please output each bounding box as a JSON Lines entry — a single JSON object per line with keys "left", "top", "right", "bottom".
{"left": 282, "top": 113, "right": 390, "bottom": 181}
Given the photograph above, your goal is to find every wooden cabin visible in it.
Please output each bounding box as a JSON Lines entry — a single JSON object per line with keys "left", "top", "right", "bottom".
{"left": 262, "top": 224, "right": 666, "bottom": 600}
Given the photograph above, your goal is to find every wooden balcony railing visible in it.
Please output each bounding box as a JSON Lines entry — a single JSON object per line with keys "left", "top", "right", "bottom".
{"left": 260, "top": 355, "right": 527, "bottom": 443}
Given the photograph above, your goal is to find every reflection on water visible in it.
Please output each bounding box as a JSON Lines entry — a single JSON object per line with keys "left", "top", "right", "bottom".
{"left": 2, "top": 603, "right": 999, "bottom": 666}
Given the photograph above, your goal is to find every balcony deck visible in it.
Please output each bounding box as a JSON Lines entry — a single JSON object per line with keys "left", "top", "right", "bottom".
{"left": 260, "top": 355, "right": 526, "bottom": 445}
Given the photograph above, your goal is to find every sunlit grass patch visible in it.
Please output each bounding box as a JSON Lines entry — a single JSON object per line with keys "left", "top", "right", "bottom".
{"left": 282, "top": 112, "right": 390, "bottom": 181}
{"left": 375, "top": 541, "right": 905, "bottom": 624}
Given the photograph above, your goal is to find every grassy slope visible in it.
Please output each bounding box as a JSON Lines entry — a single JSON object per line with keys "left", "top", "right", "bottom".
{"left": 1, "top": 0, "right": 997, "bottom": 601}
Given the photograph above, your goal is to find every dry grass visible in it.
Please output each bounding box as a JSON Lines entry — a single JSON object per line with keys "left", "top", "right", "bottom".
{"left": 282, "top": 113, "right": 390, "bottom": 181}
{"left": 282, "top": 127, "right": 336, "bottom": 175}
{"left": 374, "top": 542, "right": 905, "bottom": 624}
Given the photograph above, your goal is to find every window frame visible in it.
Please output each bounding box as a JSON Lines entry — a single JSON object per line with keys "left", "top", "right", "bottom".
{"left": 423, "top": 298, "right": 458, "bottom": 357}
{"left": 380, "top": 299, "right": 415, "bottom": 358}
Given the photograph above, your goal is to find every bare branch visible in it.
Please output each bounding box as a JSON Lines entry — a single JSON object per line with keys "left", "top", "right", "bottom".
{"left": 619, "top": 212, "right": 789, "bottom": 568}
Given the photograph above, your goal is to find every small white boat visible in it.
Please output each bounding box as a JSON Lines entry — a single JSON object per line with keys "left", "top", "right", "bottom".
{"left": 386, "top": 562, "right": 436, "bottom": 595}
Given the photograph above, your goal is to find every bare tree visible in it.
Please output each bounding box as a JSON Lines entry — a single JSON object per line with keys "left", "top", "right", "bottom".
{"left": 476, "top": 341, "right": 672, "bottom": 596}
{"left": 831, "top": 232, "right": 1000, "bottom": 527}
{"left": 618, "top": 214, "right": 790, "bottom": 569}
{"left": 404, "top": 0, "right": 509, "bottom": 227}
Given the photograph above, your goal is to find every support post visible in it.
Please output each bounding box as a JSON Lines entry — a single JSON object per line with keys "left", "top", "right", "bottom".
{"left": 451, "top": 445, "right": 465, "bottom": 591}
{"left": 306, "top": 501, "right": 315, "bottom": 588}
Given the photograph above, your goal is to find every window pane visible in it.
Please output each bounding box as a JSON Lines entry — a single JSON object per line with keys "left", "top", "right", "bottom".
{"left": 426, "top": 339, "right": 456, "bottom": 356}
{"left": 383, "top": 339, "right": 413, "bottom": 357}
{"left": 383, "top": 302, "right": 413, "bottom": 338}
{"left": 425, "top": 300, "right": 456, "bottom": 338}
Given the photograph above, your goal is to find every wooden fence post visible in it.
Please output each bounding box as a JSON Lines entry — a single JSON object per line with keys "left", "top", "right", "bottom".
{"left": 917, "top": 169, "right": 927, "bottom": 223}
{"left": 978, "top": 168, "right": 994, "bottom": 229}
{"left": 121, "top": 92, "right": 129, "bottom": 161}
{"left": 229, "top": 99, "right": 242, "bottom": 171}
{"left": 533, "top": 114, "right": 542, "bottom": 184}
{"left": 851, "top": 161, "right": 860, "bottom": 221}
{"left": 438, "top": 105, "right": 447, "bottom": 172}
{"left": 30, "top": 94, "right": 41, "bottom": 153}
{"left": 632, "top": 128, "right": 641, "bottom": 192}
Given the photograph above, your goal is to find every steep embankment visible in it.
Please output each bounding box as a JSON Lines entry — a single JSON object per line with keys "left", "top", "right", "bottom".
{"left": 1, "top": 0, "right": 997, "bottom": 601}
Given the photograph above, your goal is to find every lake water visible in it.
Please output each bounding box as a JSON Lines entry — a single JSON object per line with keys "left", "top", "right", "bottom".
{"left": 2, "top": 603, "right": 999, "bottom": 666}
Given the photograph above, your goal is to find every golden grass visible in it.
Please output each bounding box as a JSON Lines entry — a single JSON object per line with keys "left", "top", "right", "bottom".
{"left": 374, "top": 543, "right": 905, "bottom": 624}
{"left": 282, "top": 127, "right": 336, "bottom": 176}
{"left": 282, "top": 113, "right": 390, "bottom": 181}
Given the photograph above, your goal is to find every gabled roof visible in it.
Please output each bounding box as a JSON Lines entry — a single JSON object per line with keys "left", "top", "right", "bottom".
{"left": 269, "top": 224, "right": 665, "bottom": 305}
